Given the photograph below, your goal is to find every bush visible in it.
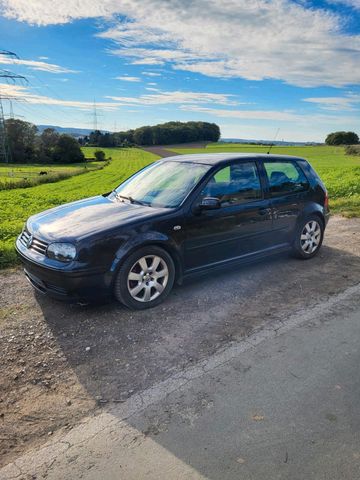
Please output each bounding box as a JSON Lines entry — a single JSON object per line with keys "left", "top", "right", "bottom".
{"left": 325, "top": 131, "right": 359, "bottom": 145}
{"left": 345, "top": 145, "right": 360, "bottom": 156}
{"left": 94, "top": 150, "right": 106, "bottom": 161}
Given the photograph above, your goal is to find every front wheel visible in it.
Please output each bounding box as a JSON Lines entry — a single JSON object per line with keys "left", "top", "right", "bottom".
{"left": 292, "top": 216, "right": 324, "bottom": 259}
{"left": 113, "top": 246, "right": 175, "bottom": 309}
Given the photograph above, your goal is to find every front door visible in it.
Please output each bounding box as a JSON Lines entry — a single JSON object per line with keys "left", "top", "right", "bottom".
{"left": 184, "top": 160, "right": 273, "bottom": 272}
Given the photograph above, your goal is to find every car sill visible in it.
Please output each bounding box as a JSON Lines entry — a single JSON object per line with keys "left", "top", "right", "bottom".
{"left": 185, "top": 243, "right": 290, "bottom": 275}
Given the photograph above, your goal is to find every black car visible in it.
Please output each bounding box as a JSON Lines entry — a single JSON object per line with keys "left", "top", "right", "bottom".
{"left": 16, "top": 153, "right": 329, "bottom": 309}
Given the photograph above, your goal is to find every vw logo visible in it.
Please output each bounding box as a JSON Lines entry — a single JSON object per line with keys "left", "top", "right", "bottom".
{"left": 26, "top": 235, "right": 33, "bottom": 249}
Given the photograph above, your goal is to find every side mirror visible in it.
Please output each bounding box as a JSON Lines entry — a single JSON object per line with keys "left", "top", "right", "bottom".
{"left": 199, "top": 196, "right": 221, "bottom": 210}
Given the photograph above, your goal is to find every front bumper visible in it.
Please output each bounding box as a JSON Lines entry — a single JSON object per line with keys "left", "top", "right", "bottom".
{"left": 16, "top": 239, "right": 111, "bottom": 302}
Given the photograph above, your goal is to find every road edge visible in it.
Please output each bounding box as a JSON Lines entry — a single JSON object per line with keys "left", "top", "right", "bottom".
{"left": 2, "top": 282, "right": 360, "bottom": 479}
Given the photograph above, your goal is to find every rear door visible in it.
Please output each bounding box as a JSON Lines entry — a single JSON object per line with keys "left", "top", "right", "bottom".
{"left": 183, "top": 160, "right": 273, "bottom": 272}
{"left": 261, "top": 160, "right": 310, "bottom": 243}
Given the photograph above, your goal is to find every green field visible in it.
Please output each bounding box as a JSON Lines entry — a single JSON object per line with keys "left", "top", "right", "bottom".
{"left": 171, "top": 144, "right": 360, "bottom": 217}
{"left": 0, "top": 147, "right": 157, "bottom": 268}
{"left": 0, "top": 161, "right": 104, "bottom": 190}
{"left": 0, "top": 143, "right": 359, "bottom": 270}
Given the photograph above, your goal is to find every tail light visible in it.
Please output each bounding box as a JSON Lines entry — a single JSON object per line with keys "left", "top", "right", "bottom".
{"left": 324, "top": 190, "right": 329, "bottom": 209}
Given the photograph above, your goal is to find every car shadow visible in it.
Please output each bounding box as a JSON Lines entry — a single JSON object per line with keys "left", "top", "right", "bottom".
{"left": 38, "top": 244, "right": 360, "bottom": 404}
{"left": 35, "top": 242, "right": 360, "bottom": 478}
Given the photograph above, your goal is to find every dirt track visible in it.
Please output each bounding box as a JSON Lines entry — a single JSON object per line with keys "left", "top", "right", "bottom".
{"left": 140, "top": 142, "right": 209, "bottom": 158}
{"left": 0, "top": 215, "right": 360, "bottom": 467}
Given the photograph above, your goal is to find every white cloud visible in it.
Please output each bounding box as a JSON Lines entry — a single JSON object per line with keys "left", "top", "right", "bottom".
{"left": 0, "top": 83, "right": 239, "bottom": 111}
{"left": 1, "top": 0, "right": 359, "bottom": 87}
{"left": 106, "top": 90, "right": 238, "bottom": 106}
{"left": 180, "top": 105, "right": 302, "bottom": 122}
{"left": 115, "top": 75, "right": 141, "bottom": 82}
{"left": 0, "top": 54, "right": 77, "bottom": 73}
{"left": 142, "top": 71, "right": 162, "bottom": 77}
{"left": 302, "top": 94, "right": 360, "bottom": 111}
{"left": 180, "top": 104, "right": 359, "bottom": 126}
{"left": 0, "top": 83, "right": 122, "bottom": 110}
{"left": 38, "top": 56, "right": 49, "bottom": 60}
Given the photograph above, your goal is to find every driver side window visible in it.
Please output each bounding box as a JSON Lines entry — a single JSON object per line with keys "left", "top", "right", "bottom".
{"left": 201, "top": 161, "right": 262, "bottom": 206}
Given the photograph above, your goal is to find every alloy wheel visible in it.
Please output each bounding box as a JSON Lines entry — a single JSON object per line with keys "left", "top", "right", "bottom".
{"left": 300, "top": 220, "right": 321, "bottom": 254}
{"left": 127, "top": 255, "right": 169, "bottom": 302}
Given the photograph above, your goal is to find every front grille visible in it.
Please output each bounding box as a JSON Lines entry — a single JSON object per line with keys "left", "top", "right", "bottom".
{"left": 19, "top": 229, "right": 48, "bottom": 256}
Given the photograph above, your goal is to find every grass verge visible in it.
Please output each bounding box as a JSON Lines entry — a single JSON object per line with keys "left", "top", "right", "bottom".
{"left": 0, "top": 161, "right": 105, "bottom": 191}
{"left": 0, "top": 147, "right": 157, "bottom": 269}
{"left": 170, "top": 144, "right": 360, "bottom": 217}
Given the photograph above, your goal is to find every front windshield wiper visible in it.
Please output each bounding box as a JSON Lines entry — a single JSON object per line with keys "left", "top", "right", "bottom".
{"left": 116, "top": 193, "right": 134, "bottom": 203}
{"left": 115, "top": 193, "right": 147, "bottom": 206}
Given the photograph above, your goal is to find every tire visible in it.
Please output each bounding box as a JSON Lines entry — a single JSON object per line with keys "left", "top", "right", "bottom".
{"left": 113, "top": 246, "right": 175, "bottom": 309}
{"left": 291, "top": 215, "right": 324, "bottom": 259}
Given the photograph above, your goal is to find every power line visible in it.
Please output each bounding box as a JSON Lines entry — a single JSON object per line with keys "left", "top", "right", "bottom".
{"left": 93, "top": 99, "right": 98, "bottom": 131}
{"left": 0, "top": 50, "right": 28, "bottom": 163}
{"left": 0, "top": 97, "right": 11, "bottom": 163}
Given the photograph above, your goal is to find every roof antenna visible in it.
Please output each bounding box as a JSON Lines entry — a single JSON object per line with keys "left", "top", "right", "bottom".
{"left": 267, "top": 127, "right": 280, "bottom": 154}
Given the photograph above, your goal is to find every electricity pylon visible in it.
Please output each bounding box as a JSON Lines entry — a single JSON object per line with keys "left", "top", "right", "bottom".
{"left": 0, "top": 50, "right": 27, "bottom": 163}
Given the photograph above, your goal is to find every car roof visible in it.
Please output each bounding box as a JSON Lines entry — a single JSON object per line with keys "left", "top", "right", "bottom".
{"left": 164, "top": 152, "right": 306, "bottom": 165}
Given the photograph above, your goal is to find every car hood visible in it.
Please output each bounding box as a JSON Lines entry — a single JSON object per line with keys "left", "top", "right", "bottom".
{"left": 27, "top": 195, "right": 168, "bottom": 242}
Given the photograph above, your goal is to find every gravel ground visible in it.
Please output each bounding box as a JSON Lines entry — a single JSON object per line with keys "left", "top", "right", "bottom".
{"left": 0, "top": 215, "right": 359, "bottom": 467}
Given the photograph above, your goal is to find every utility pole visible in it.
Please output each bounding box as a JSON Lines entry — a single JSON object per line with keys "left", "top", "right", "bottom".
{"left": 93, "top": 99, "right": 98, "bottom": 131}
{"left": 9, "top": 100, "right": 14, "bottom": 119}
{"left": 0, "top": 97, "right": 11, "bottom": 163}
{"left": 0, "top": 50, "right": 27, "bottom": 163}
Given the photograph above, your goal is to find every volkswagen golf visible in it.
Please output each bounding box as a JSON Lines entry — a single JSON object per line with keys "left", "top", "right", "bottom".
{"left": 16, "top": 153, "right": 329, "bottom": 309}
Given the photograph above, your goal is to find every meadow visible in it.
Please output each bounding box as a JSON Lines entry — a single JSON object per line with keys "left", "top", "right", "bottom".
{"left": 0, "top": 160, "right": 104, "bottom": 190}
{"left": 0, "top": 143, "right": 359, "bottom": 269}
{"left": 0, "top": 147, "right": 157, "bottom": 268}
{"left": 172, "top": 144, "right": 360, "bottom": 218}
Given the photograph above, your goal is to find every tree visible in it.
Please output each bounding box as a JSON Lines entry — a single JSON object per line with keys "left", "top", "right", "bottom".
{"left": 89, "top": 121, "right": 221, "bottom": 147}
{"left": 94, "top": 150, "right": 106, "bottom": 161}
{"left": 38, "top": 128, "right": 60, "bottom": 162}
{"left": 53, "top": 134, "right": 85, "bottom": 163}
{"left": 133, "top": 126, "right": 153, "bottom": 145}
{"left": 89, "top": 130, "right": 103, "bottom": 145}
{"left": 5, "top": 119, "right": 38, "bottom": 163}
{"left": 98, "top": 132, "right": 114, "bottom": 148}
{"left": 325, "top": 131, "right": 359, "bottom": 145}
{"left": 41, "top": 128, "right": 59, "bottom": 149}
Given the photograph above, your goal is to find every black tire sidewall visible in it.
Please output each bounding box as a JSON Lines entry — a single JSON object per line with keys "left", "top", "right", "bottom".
{"left": 292, "top": 215, "right": 324, "bottom": 259}
{"left": 114, "top": 246, "right": 175, "bottom": 309}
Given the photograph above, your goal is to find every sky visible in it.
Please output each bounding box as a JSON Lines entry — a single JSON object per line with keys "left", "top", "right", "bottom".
{"left": 0, "top": 0, "right": 359, "bottom": 142}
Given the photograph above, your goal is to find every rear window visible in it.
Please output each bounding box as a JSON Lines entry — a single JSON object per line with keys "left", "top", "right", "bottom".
{"left": 264, "top": 161, "right": 309, "bottom": 196}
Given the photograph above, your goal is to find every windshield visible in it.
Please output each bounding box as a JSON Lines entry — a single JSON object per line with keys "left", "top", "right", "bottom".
{"left": 112, "top": 161, "right": 211, "bottom": 208}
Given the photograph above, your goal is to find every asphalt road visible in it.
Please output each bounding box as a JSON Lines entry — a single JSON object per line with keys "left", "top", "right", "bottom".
{"left": 1, "top": 215, "right": 360, "bottom": 468}
{"left": 2, "top": 279, "right": 360, "bottom": 479}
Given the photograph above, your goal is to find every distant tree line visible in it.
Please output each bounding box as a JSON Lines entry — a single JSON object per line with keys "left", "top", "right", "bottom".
{"left": 84, "top": 121, "right": 221, "bottom": 147}
{"left": 325, "top": 131, "right": 359, "bottom": 146}
{"left": 4, "top": 119, "right": 85, "bottom": 164}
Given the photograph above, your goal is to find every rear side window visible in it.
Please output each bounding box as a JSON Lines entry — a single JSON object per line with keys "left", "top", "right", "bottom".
{"left": 264, "top": 161, "right": 309, "bottom": 196}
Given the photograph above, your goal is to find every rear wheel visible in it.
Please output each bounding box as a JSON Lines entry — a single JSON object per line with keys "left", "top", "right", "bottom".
{"left": 292, "top": 216, "right": 324, "bottom": 259}
{"left": 114, "top": 246, "right": 175, "bottom": 309}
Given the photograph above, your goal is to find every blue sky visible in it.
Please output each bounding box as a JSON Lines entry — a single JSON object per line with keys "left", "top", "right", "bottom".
{"left": 0, "top": 0, "right": 359, "bottom": 142}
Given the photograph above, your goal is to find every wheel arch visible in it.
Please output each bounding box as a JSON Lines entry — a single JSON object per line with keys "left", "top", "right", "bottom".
{"left": 109, "top": 237, "right": 183, "bottom": 288}
{"left": 296, "top": 203, "right": 326, "bottom": 230}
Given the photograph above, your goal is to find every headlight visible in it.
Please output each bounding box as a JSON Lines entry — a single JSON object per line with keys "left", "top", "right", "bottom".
{"left": 47, "top": 243, "right": 76, "bottom": 262}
